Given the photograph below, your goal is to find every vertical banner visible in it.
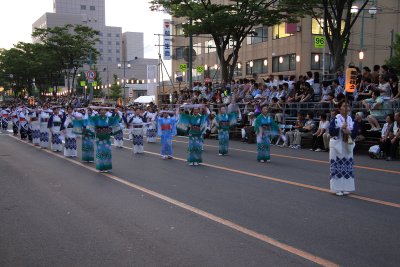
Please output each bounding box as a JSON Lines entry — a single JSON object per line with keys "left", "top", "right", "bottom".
{"left": 345, "top": 68, "right": 358, "bottom": 93}
{"left": 163, "top": 19, "right": 171, "bottom": 60}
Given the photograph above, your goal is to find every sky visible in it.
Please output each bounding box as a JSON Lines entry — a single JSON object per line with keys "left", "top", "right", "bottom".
{"left": 0, "top": 0, "right": 170, "bottom": 59}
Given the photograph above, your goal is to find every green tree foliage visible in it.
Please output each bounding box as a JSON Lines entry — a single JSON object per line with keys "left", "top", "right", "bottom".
{"left": 386, "top": 33, "right": 400, "bottom": 73}
{"left": 109, "top": 74, "right": 122, "bottom": 100}
{"left": 150, "top": 0, "right": 308, "bottom": 83}
{"left": 32, "top": 24, "right": 99, "bottom": 94}
{"left": 285, "top": 0, "right": 371, "bottom": 73}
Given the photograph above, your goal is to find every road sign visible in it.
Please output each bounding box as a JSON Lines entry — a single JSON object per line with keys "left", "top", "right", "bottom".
{"left": 197, "top": 65, "right": 204, "bottom": 74}
{"left": 86, "top": 70, "right": 96, "bottom": 82}
{"left": 80, "top": 81, "right": 86, "bottom": 86}
{"left": 179, "top": 64, "right": 187, "bottom": 72}
{"left": 314, "top": 36, "right": 325, "bottom": 48}
{"left": 92, "top": 81, "right": 97, "bottom": 87}
{"left": 345, "top": 67, "right": 358, "bottom": 93}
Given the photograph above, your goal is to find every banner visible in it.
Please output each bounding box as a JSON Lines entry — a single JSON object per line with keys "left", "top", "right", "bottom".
{"left": 163, "top": 19, "right": 171, "bottom": 60}
{"left": 345, "top": 68, "right": 358, "bottom": 93}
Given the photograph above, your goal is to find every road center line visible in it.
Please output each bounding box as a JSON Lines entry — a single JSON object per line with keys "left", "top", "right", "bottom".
{"left": 121, "top": 137, "right": 400, "bottom": 209}
{"left": 7, "top": 135, "right": 339, "bottom": 267}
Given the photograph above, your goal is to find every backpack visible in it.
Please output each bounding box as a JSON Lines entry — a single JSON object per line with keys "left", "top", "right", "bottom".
{"left": 368, "top": 145, "right": 381, "bottom": 159}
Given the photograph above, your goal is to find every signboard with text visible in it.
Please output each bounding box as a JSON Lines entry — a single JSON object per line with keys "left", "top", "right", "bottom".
{"left": 345, "top": 68, "right": 358, "bottom": 93}
{"left": 314, "top": 36, "right": 325, "bottom": 49}
{"left": 163, "top": 19, "right": 171, "bottom": 60}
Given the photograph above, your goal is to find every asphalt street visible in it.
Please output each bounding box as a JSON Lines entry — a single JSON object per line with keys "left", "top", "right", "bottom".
{"left": 0, "top": 131, "right": 399, "bottom": 267}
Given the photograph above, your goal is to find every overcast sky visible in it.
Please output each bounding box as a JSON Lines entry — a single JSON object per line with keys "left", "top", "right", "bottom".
{"left": 0, "top": 0, "right": 170, "bottom": 59}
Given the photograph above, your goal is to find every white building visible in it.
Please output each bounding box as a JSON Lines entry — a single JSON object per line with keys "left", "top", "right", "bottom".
{"left": 32, "top": 0, "right": 157, "bottom": 95}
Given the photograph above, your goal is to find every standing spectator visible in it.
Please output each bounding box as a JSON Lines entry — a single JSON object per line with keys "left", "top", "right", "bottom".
{"left": 310, "top": 113, "right": 329, "bottom": 151}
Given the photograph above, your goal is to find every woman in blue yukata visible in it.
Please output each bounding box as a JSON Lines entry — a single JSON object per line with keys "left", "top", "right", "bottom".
{"left": 157, "top": 110, "right": 177, "bottom": 159}
{"left": 82, "top": 108, "right": 96, "bottom": 162}
{"left": 178, "top": 105, "right": 210, "bottom": 166}
{"left": 254, "top": 105, "right": 279, "bottom": 163}
{"left": 329, "top": 100, "right": 358, "bottom": 196}
{"left": 89, "top": 106, "right": 119, "bottom": 172}
{"left": 215, "top": 106, "right": 237, "bottom": 156}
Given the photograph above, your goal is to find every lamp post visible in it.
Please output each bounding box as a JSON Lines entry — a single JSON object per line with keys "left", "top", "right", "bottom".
{"left": 249, "top": 61, "right": 254, "bottom": 75}
{"left": 351, "top": 3, "right": 378, "bottom": 69}
{"left": 118, "top": 62, "right": 131, "bottom": 105}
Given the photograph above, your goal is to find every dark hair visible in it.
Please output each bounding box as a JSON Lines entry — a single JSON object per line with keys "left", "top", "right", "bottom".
{"left": 320, "top": 113, "right": 327, "bottom": 120}
{"left": 381, "top": 65, "right": 389, "bottom": 71}
{"left": 372, "top": 90, "right": 381, "bottom": 97}
{"left": 322, "top": 80, "right": 330, "bottom": 87}
{"left": 363, "top": 66, "right": 371, "bottom": 72}
{"left": 373, "top": 65, "right": 380, "bottom": 72}
{"left": 333, "top": 79, "right": 339, "bottom": 85}
{"left": 364, "top": 77, "right": 372, "bottom": 83}
{"left": 387, "top": 114, "right": 395, "bottom": 122}
{"left": 306, "top": 71, "right": 313, "bottom": 78}
{"left": 337, "top": 100, "right": 348, "bottom": 110}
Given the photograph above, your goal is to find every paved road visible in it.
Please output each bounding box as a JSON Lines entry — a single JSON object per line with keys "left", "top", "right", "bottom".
{"left": 0, "top": 132, "right": 399, "bottom": 266}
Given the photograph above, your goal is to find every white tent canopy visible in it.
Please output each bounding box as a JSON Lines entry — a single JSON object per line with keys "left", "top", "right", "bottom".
{"left": 133, "top": 95, "right": 155, "bottom": 104}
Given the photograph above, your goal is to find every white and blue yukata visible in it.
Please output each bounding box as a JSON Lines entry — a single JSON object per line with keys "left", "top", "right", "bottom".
{"left": 157, "top": 115, "right": 177, "bottom": 158}
{"left": 62, "top": 114, "right": 78, "bottom": 157}
{"left": 18, "top": 109, "right": 29, "bottom": 140}
{"left": 215, "top": 112, "right": 237, "bottom": 155}
{"left": 29, "top": 111, "right": 40, "bottom": 145}
{"left": 1, "top": 109, "right": 10, "bottom": 131}
{"left": 113, "top": 111, "right": 124, "bottom": 148}
{"left": 144, "top": 111, "right": 157, "bottom": 143}
{"left": 329, "top": 114, "right": 358, "bottom": 193}
{"left": 48, "top": 112, "right": 63, "bottom": 152}
{"left": 126, "top": 114, "right": 147, "bottom": 154}
{"left": 39, "top": 110, "right": 51, "bottom": 148}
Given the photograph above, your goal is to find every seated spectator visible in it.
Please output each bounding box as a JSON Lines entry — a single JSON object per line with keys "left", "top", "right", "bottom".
{"left": 292, "top": 112, "right": 316, "bottom": 149}
{"left": 282, "top": 113, "right": 306, "bottom": 148}
{"left": 390, "top": 75, "right": 399, "bottom": 102}
{"left": 332, "top": 79, "right": 344, "bottom": 99}
{"left": 276, "top": 84, "right": 287, "bottom": 99}
{"left": 357, "top": 77, "right": 375, "bottom": 101}
{"left": 241, "top": 112, "right": 256, "bottom": 143}
{"left": 306, "top": 71, "right": 314, "bottom": 86}
{"left": 320, "top": 81, "right": 332, "bottom": 101}
{"left": 377, "top": 75, "right": 392, "bottom": 100}
{"left": 313, "top": 72, "right": 321, "bottom": 96}
{"left": 354, "top": 112, "right": 367, "bottom": 142}
{"left": 363, "top": 90, "right": 385, "bottom": 131}
{"left": 323, "top": 110, "right": 337, "bottom": 151}
{"left": 379, "top": 114, "right": 395, "bottom": 160}
{"left": 300, "top": 82, "right": 314, "bottom": 102}
{"left": 310, "top": 113, "right": 329, "bottom": 151}
{"left": 387, "top": 112, "right": 400, "bottom": 160}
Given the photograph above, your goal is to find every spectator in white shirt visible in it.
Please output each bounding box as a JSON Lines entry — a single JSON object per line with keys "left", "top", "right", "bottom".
{"left": 310, "top": 113, "right": 329, "bottom": 151}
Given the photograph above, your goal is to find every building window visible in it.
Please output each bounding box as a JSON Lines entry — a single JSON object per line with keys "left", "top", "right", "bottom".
{"left": 205, "top": 40, "right": 216, "bottom": 53}
{"left": 245, "top": 59, "right": 268, "bottom": 75}
{"left": 108, "top": 49, "right": 112, "bottom": 53}
{"left": 99, "top": 32, "right": 103, "bottom": 36}
{"left": 100, "top": 56, "right": 103, "bottom": 61}
{"left": 194, "top": 43, "right": 202, "bottom": 55}
{"left": 116, "top": 49, "right": 120, "bottom": 53}
{"left": 175, "top": 47, "right": 184, "bottom": 59}
{"left": 108, "top": 41, "right": 112, "bottom": 45}
{"left": 174, "top": 24, "right": 184, "bottom": 35}
{"left": 99, "top": 48, "right": 103, "bottom": 52}
{"left": 107, "top": 33, "right": 111, "bottom": 37}
{"left": 116, "top": 58, "right": 120, "bottom": 62}
{"left": 272, "top": 23, "right": 294, "bottom": 39}
{"left": 116, "top": 33, "right": 120, "bottom": 37}
{"left": 312, "top": 18, "right": 324, "bottom": 35}
{"left": 234, "top": 63, "right": 242, "bottom": 77}
{"left": 98, "top": 40, "right": 103, "bottom": 44}
{"left": 272, "top": 54, "right": 296, "bottom": 72}
{"left": 311, "top": 53, "right": 331, "bottom": 70}
{"left": 247, "top": 26, "right": 268, "bottom": 44}
{"left": 108, "top": 57, "right": 112, "bottom": 61}
{"left": 81, "top": 5, "right": 86, "bottom": 10}
{"left": 90, "top": 6, "right": 95, "bottom": 11}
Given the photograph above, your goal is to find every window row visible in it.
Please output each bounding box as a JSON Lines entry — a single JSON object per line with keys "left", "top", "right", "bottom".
{"left": 81, "top": 5, "right": 96, "bottom": 10}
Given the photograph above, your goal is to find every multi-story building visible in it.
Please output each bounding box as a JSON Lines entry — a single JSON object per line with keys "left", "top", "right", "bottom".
{"left": 32, "top": 0, "right": 158, "bottom": 97}
{"left": 171, "top": 0, "right": 400, "bottom": 83}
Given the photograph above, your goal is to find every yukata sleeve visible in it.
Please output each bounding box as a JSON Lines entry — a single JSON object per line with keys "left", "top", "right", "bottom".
{"left": 177, "top": 113, "right": 190, "bottom": 132}
{"left": 269, "top": 119, "right": 280, "bottom": 138}
{"left": 228, "top": 112, "right": 238, "bottom": 126}
{"left": 157, "top": 117, "right": 162, "bottom": 136}
{"left": 47, "top": 115, "right": 53, "bottom": 129}
{"left": 329, "top": 118, "right": 340, "bottom": 137}
{"left": 171, "top": 117, "right": 177, "bottom": 136}
{"left": 254, "top": 115, "right": 262, "bottom": 134}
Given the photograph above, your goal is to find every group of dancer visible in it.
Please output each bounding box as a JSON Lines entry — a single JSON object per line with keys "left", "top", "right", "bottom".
{"left": 1, "top": 100, "right": 357, "bottom": 196}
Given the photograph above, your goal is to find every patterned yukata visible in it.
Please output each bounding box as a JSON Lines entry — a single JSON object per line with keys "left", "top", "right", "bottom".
{"left": 328, "top": 114, "right": 358, "bottom": 193}
{"left": 18, "top": 110, "right": 29, "bottom": 140}
{"left": 113, "top": 111, "right": 124, "bottom": 148}
{"left": 254, "top": 114, "right": 279, "bottom": 162}
{"left": 215, "top": 112, "right": 237, "bottom": 155}
{"left": 157, "top": 116, "right": 177, "bottom": 158}
{"left": 1, "top": 109, "right": 9, "bottom": 131}
{"left": 11, "top": 111, "right": 19, "bottom": 136}
{"left": 144, "top": 111, "right": 157, "bottom": 143}
{"left": 63, "top": 114, "right": 78, "bottom": 157}
{"left": 39, "top": 111, "right": 51, "bottom": 148}
{"left": 29, "top": 111, "right": 40, "bottom": 145}
{"left": 48, "top": 113, "right": 63, "bottom": 152}
{"left": 82, "top": 113, "right": 95, "bottom": 162}
{"left": 126, "top": 114, "right": 146, "bottom": 154}
{"left": 90, "top": 114, "right": 119, "bottom": 171}
{"left": 178, "top": 113, "right": 208, "bottom": 164}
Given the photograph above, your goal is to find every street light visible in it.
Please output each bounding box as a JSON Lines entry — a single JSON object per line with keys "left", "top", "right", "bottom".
{"left": 279, "top": 57, "right": 283, "bottom": 64}
{"left": 296, "top": 55, "right": 301, "bottom": 62}
{"left": 118, "top": 62, "right": 131, "bottom": 105}
{"left": 359, "top": 51, "right": 364, "bottom": 60}
{"left": 249, "top": 61, "right": 254, "bottom": 75}
{"left": 314, "top": 54, "right": 320, "bottom": 62}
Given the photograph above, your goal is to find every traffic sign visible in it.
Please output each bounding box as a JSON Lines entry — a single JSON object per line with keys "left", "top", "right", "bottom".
{"left": 314, "top": 36, "right": 325, "bottom": 48}
{"left": 80, "top": 81, "right": 86, "bottom": 86}
{"left": 197, "top": 65, "right": 204, "bottom": 74}
{"left": 179, "top": 64, "right": 187, "bottom": 72}
{"left": 345, "top": 67, "right": 358, "bottom": 93}
{"left": 86, "top": 70, "right": 96, "bottom": 82}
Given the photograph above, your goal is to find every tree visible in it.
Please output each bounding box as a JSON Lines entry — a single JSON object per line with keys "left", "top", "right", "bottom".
{"left": 386, "top": 33, "right": 400, "bottom": 73}
{"left": 109, "top": 74, "right": 122, "bottom": 100}
{"left": 286, "top": 0, "right": 371, "bottom": 72}
{"left": 150, "top": 0, "right": 307, "bottom": 84}
{"left": 32, "top": 24, "right": 99, "bottom": 95}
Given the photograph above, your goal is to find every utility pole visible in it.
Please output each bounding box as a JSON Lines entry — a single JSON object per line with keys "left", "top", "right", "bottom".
{"left": 390, "top": 29, "right": 394, "bottom": 60}
{"left": 188, "top": 19, "right": 193, "bottom": 91}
